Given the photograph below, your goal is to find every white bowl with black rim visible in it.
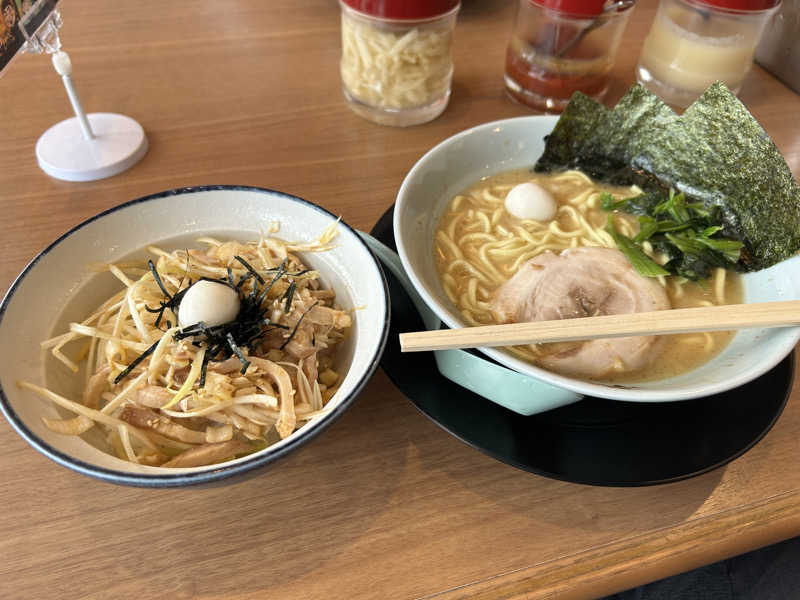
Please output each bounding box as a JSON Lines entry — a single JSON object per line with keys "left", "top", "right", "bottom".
{"left": 0, "top": 186, "right": 390, "bottom": 487}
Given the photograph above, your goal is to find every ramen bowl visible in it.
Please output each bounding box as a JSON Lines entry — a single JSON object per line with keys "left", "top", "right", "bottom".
{"left": 0, "top": 186, "right": 390, "bottom": 486}
{"left": 394, "top": 116, "right": 800, "bottom": 407}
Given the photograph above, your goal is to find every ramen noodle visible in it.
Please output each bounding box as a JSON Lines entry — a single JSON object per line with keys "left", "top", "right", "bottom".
{"left": 434, "top": 169, "right": 743, "bottom": 382}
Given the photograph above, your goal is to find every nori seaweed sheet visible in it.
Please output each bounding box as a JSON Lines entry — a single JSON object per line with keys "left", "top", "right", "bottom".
{"left": 534, "top": 82, "right": 800, "bottom": 271}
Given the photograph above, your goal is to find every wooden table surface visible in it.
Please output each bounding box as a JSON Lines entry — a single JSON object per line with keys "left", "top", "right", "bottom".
{"left": 2, "top": 1, "right": 800, "bottom": 598}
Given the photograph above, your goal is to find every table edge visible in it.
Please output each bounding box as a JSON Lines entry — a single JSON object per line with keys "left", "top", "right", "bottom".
{"left": 429, "top": 488, "right": 800, "bottom": 600}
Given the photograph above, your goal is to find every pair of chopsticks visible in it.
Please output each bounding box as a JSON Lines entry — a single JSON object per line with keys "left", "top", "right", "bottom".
{"left": 399, "top": 300, "right": 800, "bottom": 352}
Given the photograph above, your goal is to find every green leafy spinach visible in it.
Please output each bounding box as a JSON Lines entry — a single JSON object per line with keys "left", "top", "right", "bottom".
{"left": 601, "top": 191, "right": 744, "bottom": 280}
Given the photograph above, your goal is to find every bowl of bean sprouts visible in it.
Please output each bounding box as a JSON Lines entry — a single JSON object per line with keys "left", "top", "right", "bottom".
{"left": 0, "top": 186, "right": 390, "bottom": 486}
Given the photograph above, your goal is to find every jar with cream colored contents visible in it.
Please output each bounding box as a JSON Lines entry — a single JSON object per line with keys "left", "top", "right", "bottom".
{"left": 339, "top": 0, "right": 460, "bottom": 126}
{"left": 636, "top": 0, "right": 781, "bottom": 108}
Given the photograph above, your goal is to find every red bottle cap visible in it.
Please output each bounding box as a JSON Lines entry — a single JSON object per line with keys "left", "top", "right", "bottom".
{"left": 341, "top": 0, "right": 460, "bottom": 21}
{"left": 529, "top": 0, "right": 608, "bottom": 18}
{"left": 689, "top": 0, "right": 779, "bottom": 11}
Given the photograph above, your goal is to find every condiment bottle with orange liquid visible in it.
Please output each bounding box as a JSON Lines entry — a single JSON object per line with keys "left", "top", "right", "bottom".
{"left": 504, "top": 0, "right": 635, "bottom": 112}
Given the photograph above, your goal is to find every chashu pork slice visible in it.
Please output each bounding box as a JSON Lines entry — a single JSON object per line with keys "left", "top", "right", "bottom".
{"left": 490, "top": 247, "right": 671, "bottom": 379}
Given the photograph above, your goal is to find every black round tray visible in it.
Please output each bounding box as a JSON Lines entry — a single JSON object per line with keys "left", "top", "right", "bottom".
{"left": 371, "top": 206, "right": 795, "bottom": 486}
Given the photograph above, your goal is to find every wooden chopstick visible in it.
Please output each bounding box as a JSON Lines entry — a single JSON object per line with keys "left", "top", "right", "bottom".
{"left": 399, "top": 300, "right": 800, "bottom": 352}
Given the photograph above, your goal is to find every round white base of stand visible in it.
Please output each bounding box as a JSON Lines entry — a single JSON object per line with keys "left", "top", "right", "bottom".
{"left": 36, "top": 113, "right": 148, "bottom": 182}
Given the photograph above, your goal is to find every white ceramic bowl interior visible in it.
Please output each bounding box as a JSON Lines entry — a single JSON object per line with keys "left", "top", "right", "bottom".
{"left": 394, "top": 117, "right": 800, "bottom": 402}
{"left": 0, "top": 187, "right": 389, "bottom": 485}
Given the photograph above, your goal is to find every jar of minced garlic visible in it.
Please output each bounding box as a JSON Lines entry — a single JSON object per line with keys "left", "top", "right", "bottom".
{"left": 339, "top": 0, "right": 460, "bottom": 126}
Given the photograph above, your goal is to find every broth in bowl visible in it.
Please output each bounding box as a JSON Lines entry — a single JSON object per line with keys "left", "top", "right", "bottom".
{"left": 434, "top": 168, "right": 743, "bottom": 383}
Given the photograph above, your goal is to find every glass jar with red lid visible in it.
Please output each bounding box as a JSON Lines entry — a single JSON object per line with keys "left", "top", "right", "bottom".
{"left": 636, "top": 0, "right": 781, "bottom": 107}
{"left": 339, "top": 0, "right": 460, "bottom": 126}
{"left": 504, "top": 0, "right": 635, "bottom": 113}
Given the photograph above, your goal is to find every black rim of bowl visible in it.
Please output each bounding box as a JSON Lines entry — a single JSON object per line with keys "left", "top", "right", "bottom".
{"left": 0, "top": 186, "right": 391, "bottom": 487}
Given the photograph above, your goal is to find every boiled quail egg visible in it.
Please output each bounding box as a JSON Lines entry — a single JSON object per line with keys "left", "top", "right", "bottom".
{"left": 504, "top": 182, "right": 557, "bottom": 221}
{"left": 178, "top": 280, "right": 240, "bottom": 329}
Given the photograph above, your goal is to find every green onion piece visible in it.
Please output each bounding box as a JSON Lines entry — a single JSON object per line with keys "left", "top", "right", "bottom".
{"left": 687, "top": 202, "right": 712, "bottom": 219}
{"left": 600, "top": 192, "right": 622, "bottom": 211}
{"left": 694, "top": 236, "right": 744, "bottom": 263}
{"left": 606, "top": 217, "right": 670, "bottom": 277}
{"left": 656, "top": 220, "right": 693, "bottom": 233}
{"left": 665, "top": 232, "right": 708, "bottom": 256}
{"left": 634, "top": 216, "right": 659, "bottom": 243}
{"left": 654, "top": 190, "right": 691, "bottom": 223}
{"left": 671, "top": 191, "right": 691, "bottom": 223}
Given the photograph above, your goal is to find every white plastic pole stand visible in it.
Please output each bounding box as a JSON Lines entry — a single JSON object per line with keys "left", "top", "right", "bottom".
{"left": 35, "top": 50, "right": 148, "bottom": 181}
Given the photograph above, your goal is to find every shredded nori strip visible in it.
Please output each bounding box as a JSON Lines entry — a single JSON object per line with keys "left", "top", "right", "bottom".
{"left": 235, "top": 272, "right": 252, "bottom": 290}
{"left": 113, "top": 339, "right": 160, "bottom": 384}
{"left": 145, "top": 285, "right": 190, "bottom": 330}
{"left": 197, "top": 349, "right": 212, "bottom": 388}
{"left": 174, "top": 321, "right": 206, "bottom": 339}
{"left": 234, "top": 255, "right": 265, "bottom": 284}
{"left": 256, "top": 258, "right": 288, "bottom": 305}
{"left": 148, "top": 259, "right": 172, "bottom": 299}
{"left": 121, "top": 252, "right": 316, "bottom": 386}
{"left": 280, "top": 301, "right": 319, "bottom": 350}
{"left": 226, "top": 332, "right": 251, "bottom": 374}
{"left": 282, "top": 281, "right": 296, "bottom": 313}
